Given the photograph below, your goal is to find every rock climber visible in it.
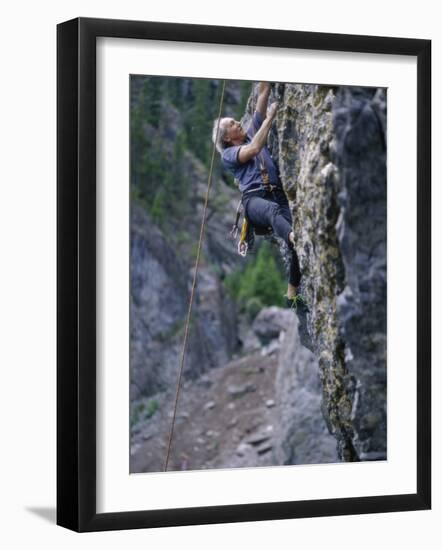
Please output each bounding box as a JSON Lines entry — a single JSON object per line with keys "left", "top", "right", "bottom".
{"left": 212, "top": 81, "right": 302, "bottom": 305}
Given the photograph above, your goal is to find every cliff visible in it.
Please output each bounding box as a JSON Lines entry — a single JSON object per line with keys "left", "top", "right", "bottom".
{"left": 271, "top": 83, "right": 387, "bottom": 461}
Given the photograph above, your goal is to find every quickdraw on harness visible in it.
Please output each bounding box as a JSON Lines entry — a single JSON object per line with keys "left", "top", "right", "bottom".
{"left": 230, "top": 181, "right": 277, "bottom": 257}
{"left": 229, "top": 197, "right": 253, "bottom": 257}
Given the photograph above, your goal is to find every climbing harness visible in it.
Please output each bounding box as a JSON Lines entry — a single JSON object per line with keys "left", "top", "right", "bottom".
{"left": 163, "top": 80, "right": 227, "bottom": 472}
{"left": 230, "top": 186, "right": 276, "bottom": 257}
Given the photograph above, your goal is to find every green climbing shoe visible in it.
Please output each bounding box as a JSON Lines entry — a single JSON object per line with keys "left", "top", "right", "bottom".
{"left": 284, "top": 293, "right": 309, "bottom": 312}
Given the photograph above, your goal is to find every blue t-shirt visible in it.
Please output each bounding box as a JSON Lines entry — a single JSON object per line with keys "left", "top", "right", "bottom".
{"left": 221, "top": 110, "right": 281, "bottom": 193}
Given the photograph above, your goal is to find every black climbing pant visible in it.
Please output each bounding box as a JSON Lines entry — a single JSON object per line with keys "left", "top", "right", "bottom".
{"left": 242, "top": 188, "right": 301, "bottom": 287}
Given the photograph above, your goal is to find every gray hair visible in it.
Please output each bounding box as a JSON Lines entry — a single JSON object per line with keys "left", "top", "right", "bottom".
{"left": 212, "top": 117, "right": 228, "bottom": 154}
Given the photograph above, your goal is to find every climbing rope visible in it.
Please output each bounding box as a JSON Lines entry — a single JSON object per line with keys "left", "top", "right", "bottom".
{"left": 163, "top": 80, "right": 227, "bottom": 472}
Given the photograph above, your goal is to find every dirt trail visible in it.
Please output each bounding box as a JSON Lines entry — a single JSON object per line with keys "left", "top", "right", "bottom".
{"left": 130, "top": 350, "right": 281, "bottom": 473}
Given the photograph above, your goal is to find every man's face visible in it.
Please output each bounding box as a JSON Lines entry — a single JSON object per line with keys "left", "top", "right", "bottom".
{"left": 222, "top": 117, "right": 246, "bottom": 145}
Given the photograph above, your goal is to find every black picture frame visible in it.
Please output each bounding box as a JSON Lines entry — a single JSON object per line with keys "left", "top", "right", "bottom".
{"left": 57, "top": 17, "right": 431, "bottom": 532}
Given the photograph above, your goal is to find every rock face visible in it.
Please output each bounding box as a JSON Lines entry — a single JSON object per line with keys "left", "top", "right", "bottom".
{"left": 273, "top": 84, "right": 387, "bottom": 461}
{"left": 273, "top": 312, "right": 337, "bottom": 465}
{"left": 130, "top": 203, "right": 237, "bottom": 401}
{"left": 130, "top": 204, "right": 187, "bottom": 399}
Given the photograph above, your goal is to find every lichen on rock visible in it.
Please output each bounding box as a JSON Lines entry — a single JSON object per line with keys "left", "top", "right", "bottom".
{"left": 272, "top": 83, "right": 387, "bottom": 461}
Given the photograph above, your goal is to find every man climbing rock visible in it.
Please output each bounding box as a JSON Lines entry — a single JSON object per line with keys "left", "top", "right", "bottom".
{"left": 212, "top": 81, "right": 302, "bottom": 304}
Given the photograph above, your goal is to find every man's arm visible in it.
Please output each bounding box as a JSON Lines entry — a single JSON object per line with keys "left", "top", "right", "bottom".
{"left": 238, "top": 102, "right": 278, "bottom": 163}
{"left": 255, "top": 82, "right": 271, "bottom": 119}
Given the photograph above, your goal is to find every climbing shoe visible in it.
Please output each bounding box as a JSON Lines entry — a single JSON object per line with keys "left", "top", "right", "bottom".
{"left": 284, "top": 293, "right": 309, "bottom": 312}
